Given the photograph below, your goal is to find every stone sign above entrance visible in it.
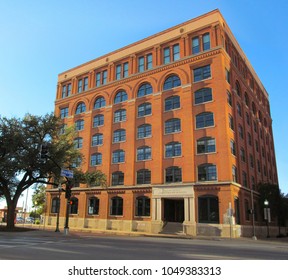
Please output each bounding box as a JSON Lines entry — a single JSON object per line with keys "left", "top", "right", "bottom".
{"left": 152, "top": 185, "right": 194, "bottom": 198}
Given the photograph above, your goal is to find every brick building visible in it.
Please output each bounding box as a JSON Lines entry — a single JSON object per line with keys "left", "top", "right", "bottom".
{"left": 45, "top": 9, "right": 278, "bottom": 237}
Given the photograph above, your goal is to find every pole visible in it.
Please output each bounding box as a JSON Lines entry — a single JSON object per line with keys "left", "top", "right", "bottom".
{"left": 55, "top": 184, "right": 61, "bottom": 232}
{"left": 64, "top": 199, "right": 70, "bottom": 235}
{"left": 250, "top": 190, "right": 257, "bottom": 240}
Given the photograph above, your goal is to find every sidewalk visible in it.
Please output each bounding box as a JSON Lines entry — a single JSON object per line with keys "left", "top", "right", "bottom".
{"left": 7, "top": 224, "right": 287, "bottom": 245}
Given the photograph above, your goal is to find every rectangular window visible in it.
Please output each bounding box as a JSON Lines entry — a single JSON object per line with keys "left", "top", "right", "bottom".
{"left": 173, "top": 44, "right": 180, "bottom": 61}
{"left": 116, "top": 65, "right": 121, "bottom": 80}
{"left": 225, "top": 68, "right": 231, "bottom": 84}
{"left": 192, "top": 37, "right": 200, "bottom": 54}
{"left": 77, "top": 79, "right": 83, "bottom": 93}
{"left": 60, "top": 107, "right": 68, "bottom": 119}
{"left": 123, "top": 62, "right": 129, "bottom": 77}
{"left": 138, "top": 56, "right": 145, "bottom": 72}
{"left": 96, "top": 73, "right": 101, "bottom": 87}
{"left": 203, "top": 33, "right": 210, "bottom": 51}
{"left": 193, "top": 65, "right": 211, "bottom": 82}
{"left": 102, "top": 70, "right": 107, "bottom": 84}
{"left": 83, "top": 77, "right": 88, "bottom": 91}
{"left": 147, "top": 54, "right": 152, "bottom": 69}
{"left": 163, "top": 47, "right": 170, "bottom": 64}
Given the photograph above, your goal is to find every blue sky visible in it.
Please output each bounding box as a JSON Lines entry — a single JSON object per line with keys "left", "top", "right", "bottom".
{"left": 0, "top": 0, "right": 287, "bottom": 202}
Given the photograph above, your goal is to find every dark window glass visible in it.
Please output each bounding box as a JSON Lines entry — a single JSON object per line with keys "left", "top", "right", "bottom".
{"left": 173, "top": 44, "right": 180, "bottom": 61}
{"left": 75, "top": 119, "right": 84, "bottom": 131}
{"left": 137, "top": 124, "right": 152, "bottom": 139}
{"left": 90, "top": 153, "right": 102, "bottom": 166}
{"left": 112, "top": 150, "right": 125, "bottom": 163}
{"left": 110, "top": 196, "right": 123, "bottom": 215}
{"left": 163, "top": 47, "right": 170, "bottom": 64}
{"left": 112, "top": 172, "right": 124, "bottom": 186}
{"left": 114, "top": 91, "right": 128, "bottom": 104}
{"left": 198, "top": 164, "right": 217, "bottom": 181}
{"left": 197, "top": 137, "right": 216, "bottom": 154}
{"left": 69, "top": 198, "right": 78, "bottom": 214}
{"left": 92, "top": 133, "right": 103, "bottom": 146}
{"left": 194, "top": 88, "right": 212, "bottom": 104}
{"left": 93, "top": 114, "right": 104, "bottom": 127}
{"left": 113, "top": 129, "right": 126, "bottom": 143}
{"left": 135, "top": 196, "right": 150, "bottom": 216}
{"left": 163, "top": 75, "right": 181, "bottom": 90}
{"left": 76, "top": 102, "right": 86, "bottom": 114}
{"left": 60, "top": 107, "right": 69, "bottom": 119}
{"left": 114, "top": 109, "right": 126, "bottom": 123}
{"left": 137, "top": 146, "right": 151, "bottom": 161}
{"left": 196, "top": 112, "right": 214, "bottom": 129}
{"left": 94, "top": 97, "right": 106, "bottom": 109}
{"left": 165, "top": 166, "right": 182, "bottom": 183}
{"left": 137, "top": 83, "right": 153, "bottom": 97}
{"left": 192, "top": 37, "right": 200, "bottom": 54}
{"left": 51, "top": 197, "right": 60, "bottom": 213}
{"left": 136, "top": 169, "right": 151, "bottom": 185}
{"left": 198, "top": 196, "right": 219, "bottom": 223}
{"left": 202, "top": 33, "right": 211, "bottom": 51}
{"left": 193, "top": 65, "right": 211, "bottom": 82}
{"left": 138, "top": 102, "right": 151, "bottom": 117}
{"left": 165, "top": 118, "right": 181, "bottom": 134}
{"left": 88, "top": 197, "right": 99, "bottom": 215}
{"left": 165, "top": 142, "right": 181, "bottom": 158}
{"left": 165, "top": 96, "right": 180, "bottom": 111}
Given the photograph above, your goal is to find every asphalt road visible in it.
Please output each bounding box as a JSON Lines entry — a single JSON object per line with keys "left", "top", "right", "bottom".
{"left": 0, "top": 230, "right": 287, "bottom": 260}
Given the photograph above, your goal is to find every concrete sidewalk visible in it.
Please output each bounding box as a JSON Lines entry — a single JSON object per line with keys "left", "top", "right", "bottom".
{"left": 5, "top": 224, "right": 287, "bottom": 245}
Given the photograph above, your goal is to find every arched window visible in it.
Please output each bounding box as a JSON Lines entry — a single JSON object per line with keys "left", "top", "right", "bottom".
{"left": 195, "top": 112, "right": 214, "bottom": 129}
{"left": 93, "top": 114, "right": 104, "bottom": 127}
{"left": 113, "top": 129, "right": 126, "bottom": 143}
{"left": 165, "top": 142, "right": 181, "bottom": 158}
{"left": 88, "top": 197, "right": 99, "bottom": 215}
{"left": 135, "top": 196, "right": 150, "bottom": 216}
{"left": 114, "top": 90, "right": 128, "bottom": 104}
{"left": 112, "top": 150, "right": 125, "bottom": 163}
{"left": 94, "top": 97, "right": 106, "bottom": 109}
{"left": 90, "top": 153, "right": 102, "bottom": 166}
{"left": 137, "top": 83, "right": 153, "bottom": 97}
{"left": 75, "top": 119, "right": 84, "bottom": 131}
{"left": 197, "top": 137, "right": 216, "bottom": 154}
{"left": 165, "top": 95, "right": 180, "bottom": 111}
{"left": 165, "top": 118, "right": 181, "bottom": 134}
{"left": 137, "top": 124, "right": 152, "bottom": 139}
{"left": 74, "top": 137, "right": 83, "bottom": 149}
{"left": 112, "top": 171, "right": 124, "bottom": 186}
{"left": 236, "top": 81, "right": 241, "bottom": 97}
{"left": 114, "top": 109, "right": 126, "bottom": 123}
{"left": 137, "top": 102, "right": 151, "bottom": 117}
{"left": 110, "top": 196, "right": 123, "bottom": 215}
{"left": 137, "top": 146, "right": 151, "bottom": 161}
{"left": 244, "top": 92, "right": 249, "bottom": 107}
{"left": 198, "top": 164, "right": 217, "bottom": 181}
{"left": 91, "top": 133, "right": 103, "bottom": 146}
{"left": 136, "top": 169, "right": 151, "bottom": 184}
{"left": 198, "top": 195, "right": 219, "bottom": 223}
{"left": 75, "top": 102, "right": 86, "bottom": 114}
{"left": 51, "top": 197, "right": 60, "bottom": 213}
{"left": 163, "top": 75, "right": 181, "bottom": 91}
{"left": 165, "top": 166, "right": 182, "bottom": 183}
{"left": 69, "top": 197, "right": 78, "bottom": 214}
{"left": 194, "top": 88, "right": 212, "bottom": 104}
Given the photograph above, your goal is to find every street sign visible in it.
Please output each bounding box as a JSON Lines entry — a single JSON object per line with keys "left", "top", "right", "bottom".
{"left": 60, "top": 169, "right": 74, "bottom": 178}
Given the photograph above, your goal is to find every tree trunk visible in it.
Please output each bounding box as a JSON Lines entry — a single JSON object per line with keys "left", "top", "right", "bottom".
{"left": 6, "top": 200, "right": 17, "bottom": 230}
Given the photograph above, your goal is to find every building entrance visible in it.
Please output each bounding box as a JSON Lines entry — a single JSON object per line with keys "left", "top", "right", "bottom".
{"left": 163, "top": 198, "right": 184, "bottom": 223}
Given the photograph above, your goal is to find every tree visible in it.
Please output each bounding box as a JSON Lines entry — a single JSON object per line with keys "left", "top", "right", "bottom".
{"left": 31, "top": 184, "right": 46, "bottom": 217}
{"left": 0, "top": 113, "right": 106, "bottom": 230}
{"left": 258, "top": 183, "right": 288, "bottom": 235}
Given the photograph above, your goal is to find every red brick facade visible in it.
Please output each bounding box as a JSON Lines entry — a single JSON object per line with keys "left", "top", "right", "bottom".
{"left": 45, "top": 10, "right": 278, "bottom": 237}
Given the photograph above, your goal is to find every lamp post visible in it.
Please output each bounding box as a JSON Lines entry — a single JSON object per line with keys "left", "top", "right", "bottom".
{"left": 251, "top": 190, "right": 257, "bottom": 240}
{"left": 55, "top": 183, "right": 62, "bottom": 232}
{"left": 264, "top": 199, "right": 270, "bottom": 238}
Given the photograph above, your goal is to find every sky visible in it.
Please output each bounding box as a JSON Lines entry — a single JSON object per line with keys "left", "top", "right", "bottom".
{"left": 0, "top": 0, "right": 287, "bottom": 209}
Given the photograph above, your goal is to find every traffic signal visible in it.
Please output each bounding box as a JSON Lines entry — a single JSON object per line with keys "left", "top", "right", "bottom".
{"left": 65, "top": 183, "right": 72, "bottom": 199}
{"left": 40, "top": 144, "right": 49, "bottom": 160}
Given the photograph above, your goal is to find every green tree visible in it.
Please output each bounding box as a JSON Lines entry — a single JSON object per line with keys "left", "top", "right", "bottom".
{"left": 0, "top": 113, "right": 106, "bottom": 230}
{"left": 31, "top": 184, "right": 46, "bottom": 216}
{"left": 258, "top": 183, "right": 288, "bottom": 234}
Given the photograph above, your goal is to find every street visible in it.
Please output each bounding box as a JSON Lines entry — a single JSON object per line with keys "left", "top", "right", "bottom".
{"left": 0, "top": 229, "right": 287, "bottom": 260}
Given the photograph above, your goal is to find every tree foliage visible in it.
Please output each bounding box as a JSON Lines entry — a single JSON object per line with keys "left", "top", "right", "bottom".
{"left": 0, "top": 113, "right": 106, "bottom": 230}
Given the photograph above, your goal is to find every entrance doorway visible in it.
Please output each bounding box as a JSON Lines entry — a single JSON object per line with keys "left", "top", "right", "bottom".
{"left": 163, "top": 198, "right": 184, "bottom": 223}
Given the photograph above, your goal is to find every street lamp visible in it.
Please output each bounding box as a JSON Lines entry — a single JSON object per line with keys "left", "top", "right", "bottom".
{"left": 264, "top": 199, "right": 270, "bottom": 238}
{"left": 55, "top": 183, "right": 62, "bottom": 232}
